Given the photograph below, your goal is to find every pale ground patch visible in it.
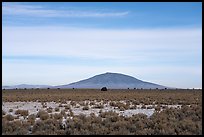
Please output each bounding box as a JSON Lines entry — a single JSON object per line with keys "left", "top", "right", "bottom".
{"left": 2, "top": 100, "right": 182, "bottom": 119}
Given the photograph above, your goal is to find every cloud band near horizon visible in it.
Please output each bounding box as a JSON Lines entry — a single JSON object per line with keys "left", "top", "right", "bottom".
{"left": 2, "top": 26, "right": 202, "bottom": 88}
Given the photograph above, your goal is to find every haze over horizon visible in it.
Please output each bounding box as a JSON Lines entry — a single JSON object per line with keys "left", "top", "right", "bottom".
{"left": 2, "top": 2, "right": 202, "bottom": 88}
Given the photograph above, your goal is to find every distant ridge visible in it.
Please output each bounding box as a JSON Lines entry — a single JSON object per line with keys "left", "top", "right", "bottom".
{"left": 55, "top": 72, "right": 167, "bottom": 89}
{"left": 2, "top": 84, "right": 52, "bottom": 89}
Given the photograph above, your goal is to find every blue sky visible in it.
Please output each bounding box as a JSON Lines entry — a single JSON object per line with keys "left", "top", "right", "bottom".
{"left": 2, "top": 2, "right": 202, "bottom": 88}
{"left": 2, "top": 2, "right": 202, "bottom": 28}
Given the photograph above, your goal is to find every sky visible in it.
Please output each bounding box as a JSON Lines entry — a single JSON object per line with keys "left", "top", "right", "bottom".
{"left": 2, "top": 2, "right": 202, "bottom": 88}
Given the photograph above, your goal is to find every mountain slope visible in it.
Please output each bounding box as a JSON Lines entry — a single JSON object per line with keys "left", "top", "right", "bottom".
{"left": 56, "top": 72, "right": 167, "bottom": 89}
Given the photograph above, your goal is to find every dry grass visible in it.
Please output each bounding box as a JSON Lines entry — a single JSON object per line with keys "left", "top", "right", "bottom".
{"left": 2, "top": 89, "right": 202, "bottom": 106}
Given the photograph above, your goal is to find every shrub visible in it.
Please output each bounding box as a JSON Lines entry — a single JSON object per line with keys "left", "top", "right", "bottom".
{"left": 37, "top": 110, "right": 49, "bottom": 120}
{"left": 40, "top": 113, "right": 49, "bottom": 121}
{"left": 99, "top": 109, "right": 103, "bottom": 114}
{"left": 109, "top": 101, "right": 116, "bottom": 107}
{"left": 64, "top": 105, "right": 71, "bottom": 110}
{"left": 141, "top": 105, "right": 146, "bottom": 109}
{"left": 55, "top": 107, "right": 60, "bottom": 112}
{"left": 90, "top": 102, "right": 95, "bottom": 106}
{"left": 82, "top": 106, "right": 89, "bottom": 110}
{"left": 60, "top": 110, "right": 66, "bottom": 116}
{"left": 9, "top": 109, "right": 13, "bottom": 112}
{"left": 2, "top": 110, "right": 6, "bottom": 116}
{"left": 5, "top": 114, "right": 15, "bottom": 121}
{"left": 162, "top": 105, "right": 168, "bottom": 109}
{"left": 119, "top": 107, "right": 125, "bottom": 111}
{"left": 60, "top": 100, "right": 67, "bottom": 104}
{"left": 69, "top": 109, "right": 74, "bottom": 117}
{"left": 54, "top": 113, "right": 63, "bottom": 120}
{"left": 28, "top": 114, "right": 36, "bottom": 125}
{"left": 101, "top": 87, "right": 107, "bottom": 91}
{"left": 155, "top": 105, "right": 161, "bottom": 112}
{"left": 15, "top": 110, "right": 29, "bottom": 117}
{"left": 2, "top": 119, "right": 29, "bottom": 135}
{"left": 147, "top": 106, "right": 153, "bottom": 109}
{"left": 42, "top": 105, "right": 47, "bottom": 108}
{"left": 99, "top": 111, "right": 118, "bottom": 118}
{"left": 59, "top": 104, "right": 63, "bottom": 107}
{"left": 70, "top": 101, "right": 76, "bottom": 106}
{"left": 47, "top": 107, "right": 53, "bottom": 113}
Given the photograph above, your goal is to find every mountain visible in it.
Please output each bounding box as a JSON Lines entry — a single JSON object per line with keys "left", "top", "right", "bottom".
{"left": 55, "top": 72, "right": 167, "bottom": 89}
{"left": 2, "top": 84, "right": 52, "bottom": 89}
{"left": 2, "top": 73, "right": 169, "bottom": 89}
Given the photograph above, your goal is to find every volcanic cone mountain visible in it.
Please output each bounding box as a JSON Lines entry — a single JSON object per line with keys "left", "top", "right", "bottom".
{"left": 56, "top": 72, "right": 167, "bottom": 89}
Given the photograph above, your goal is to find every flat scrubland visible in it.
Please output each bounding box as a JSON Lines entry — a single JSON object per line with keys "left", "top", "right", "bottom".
{"left": 2, "top": 89, "right": 202, "bottom": 135}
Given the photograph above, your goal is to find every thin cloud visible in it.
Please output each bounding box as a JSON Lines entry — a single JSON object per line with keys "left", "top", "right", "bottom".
{"left": 2, "top": 3, "right": 129, "bottom": 18}
{"left": 2, "top": 26, "right": 202, "bottom": 88}
{"left": 2, "top": 26, "right": 202, "bottom": 60}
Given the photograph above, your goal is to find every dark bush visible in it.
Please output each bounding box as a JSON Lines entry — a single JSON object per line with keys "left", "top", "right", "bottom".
{"left": 82, "top": 106, "right": 89, "bottom": 110}
{"left": 9, "top": 109, "right": 13, "bottom": 112}
{"left": 101, "top": 87, "right": 107, "bottom": 91}
{"left": 2, "top": 110, "right": 6, "bottom": 116}
{"left": 55, "top": 107, "right": 60, "bottom": 112}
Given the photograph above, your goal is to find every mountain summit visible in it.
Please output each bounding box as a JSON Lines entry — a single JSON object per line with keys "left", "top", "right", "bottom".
{"left": 56, "top": 72, "right": 167, "bottom": 89}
